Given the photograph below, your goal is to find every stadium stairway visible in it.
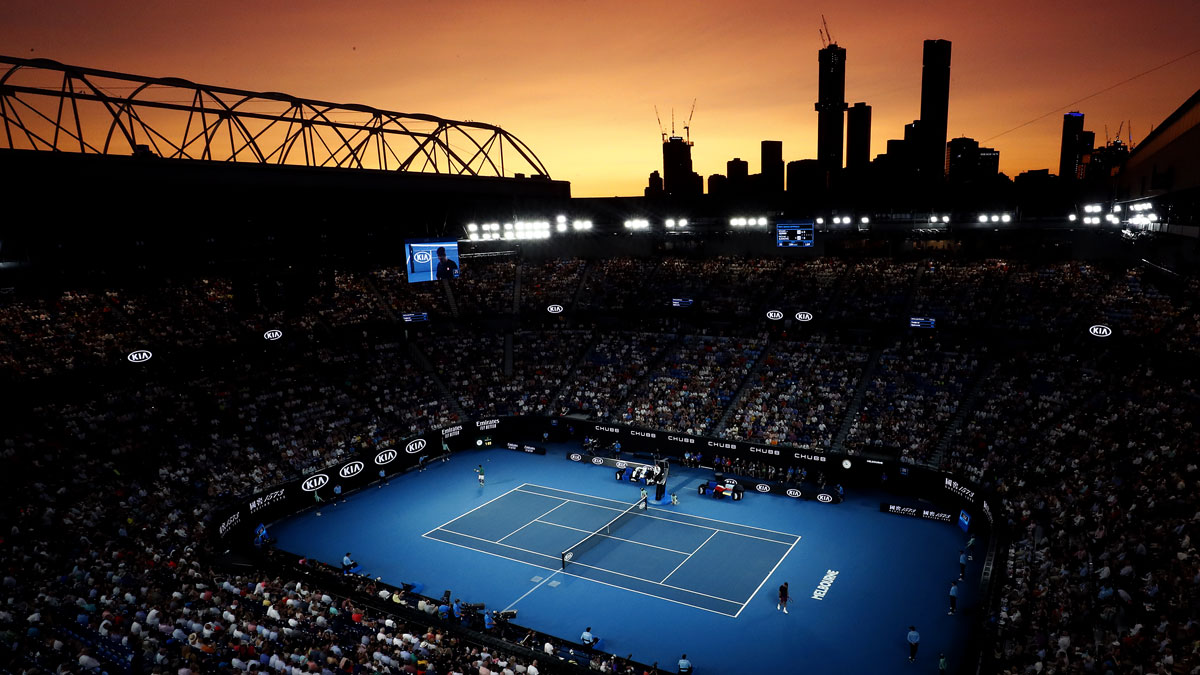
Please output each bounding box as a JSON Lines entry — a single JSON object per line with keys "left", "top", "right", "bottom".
{"left": 830, "top": 346, "right": 884, "bottom": 453}
{"left": 409, "top": 341, "right": 468, "bottom": 421}
{"left": 927, "top": 355, "right": 996, "bottom": 468}
{"left": 362, "top": 274, "right": 401, "bottom": 323}
{"left": 570, "top": 260, "right": 593, "bottom": 308}
{"left": 440, "top": 278, "right": 460, "bottom": 318}
{"left": 545, "top": 329, "right": 599, "bottom": 414}
{"left": 503, "top": 332, "right": 514, "bottom": 377}
{"left": 511, "top": 264, "right": 522, "bottom": 313}
{"left": 713, "top": 336, "right": 774, "bottom": 436}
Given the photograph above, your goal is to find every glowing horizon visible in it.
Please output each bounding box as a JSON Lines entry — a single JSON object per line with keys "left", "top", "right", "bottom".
{"left": 1, "top": 0, "right": 1197, "bottom": 197}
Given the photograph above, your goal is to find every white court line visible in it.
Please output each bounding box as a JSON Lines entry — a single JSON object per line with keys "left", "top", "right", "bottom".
{"left": 660, "top": 530, "right": 718, "bottom": 584}
{"left": 434, "top": 528, "right": 561, "bottom": 561}
{"left": 733, "top": 535, "right": 801, "bottom": 619}
{"left": 422, "top": 533, "right": 739, "bottom": 618}
{"left": 522, "top": 483, "right": 802, "bottom": 540}
{"left": 562, "top": 559, "right": 743, "bottom": 605}
{"left": 532, "top": 519, "right": 694, "bottom": 555}
{"left": 515, "top": 489, "right": 793, "bottom": 546}
{"left": 498, "top": 501, "right": 569, "bottom": 543}
{"left": 502, "top": 570, "right": 560, "bottom": 612}
{"left": 421, "top": 483, "right": 531, "bottom": 537}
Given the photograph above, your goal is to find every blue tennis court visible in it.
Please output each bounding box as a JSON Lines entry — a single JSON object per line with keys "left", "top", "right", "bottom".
{"left": 424, "top": 484, "right": 799, "bottom": 616}
{"left": 270, "top": 446, "right": 977, "bottom": 674}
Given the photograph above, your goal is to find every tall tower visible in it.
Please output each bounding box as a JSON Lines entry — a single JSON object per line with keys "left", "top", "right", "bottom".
{"left": 846, "top": 102, "right": 872, "bottom": 171}
{"left": 816, "top": 43, "right": 849, "bottom": 171}
{"left": 662, "top": 135, "right": 694, "bottom": 198}
{"left": 918, "top": 39, "right": 952, "bottom": 182}
{"left": 1058, "top": 111, "right": 1093, "bottom": 180}
{"left": 761, "top": 140, "right": 784, "bottom": 194}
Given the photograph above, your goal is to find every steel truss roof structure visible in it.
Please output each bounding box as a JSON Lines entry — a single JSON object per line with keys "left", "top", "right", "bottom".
{"left": 0, "top": 55, "right": 550, "bottom": 179}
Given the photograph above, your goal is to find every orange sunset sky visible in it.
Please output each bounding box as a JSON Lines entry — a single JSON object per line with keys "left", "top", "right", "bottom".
{"left": 2, "top": 0, "right": 1198, "bottom": 197}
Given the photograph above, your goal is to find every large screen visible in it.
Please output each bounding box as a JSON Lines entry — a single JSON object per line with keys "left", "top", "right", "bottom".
{"left": 776, "top": 221, "right": 815, "bottom": 248}
{"left": 405, "top": 239, "right": 460, "bottom": 283}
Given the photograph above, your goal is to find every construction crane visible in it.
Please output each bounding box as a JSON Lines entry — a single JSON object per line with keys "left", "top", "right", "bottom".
{"left": 819, "top": 15, "right": 834, "bottom": 47}
{"left": 654, "top": 106, "right": 666, "bottom": 143}
{"left": 683, "top": 99, "right": 697, "bottom": 144}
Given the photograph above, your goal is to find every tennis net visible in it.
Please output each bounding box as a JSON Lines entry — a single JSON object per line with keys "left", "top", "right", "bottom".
{"left": 560, "top": 495, "right": 647, "bottom": 570}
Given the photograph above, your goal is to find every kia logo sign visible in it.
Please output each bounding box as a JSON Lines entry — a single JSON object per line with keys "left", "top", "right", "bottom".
{"left": 616, "top": 461, "right": 627, "bottom": 469}
{"left": 591, "top": 457, "right": 604, "bottom": 465}
{"left": 766, "top": 310, "right": 784, "bottom": 320}
{"left": 795, "top": 312, "right": 813, "bottom": 322}
{"left": 817, "top": 493, "right": 833, "bottom": 503}
{"left": 374, "top": 449, "right": 397, "bottom": 465}
{"left": 547, "top": 304, "right": 564, "bottom": 314}
{"left": 301, "top": 474, "right": 329, "bottom": 492}
{"left": 339, "top": 461, "right": 364, "bottom": 478}
{"left": 842, "top": 459, "right": 852, "bottom": 470}
{"left": 755, "top": 484, "right": 771, "bottom": 493}
{"left": 569, "top": 453, "right": 582, "bottom": 462}
{"left": 263, "top": 329, "right": 282, "bottom": 341}
{"left": 1089, "top": 324, "right": 1112, "bottom": 337}
{"left": 405, "top": 438, "right": 427, "bottom": 454}
{"left": 413, "top": 250, "right": 433, "bottom": 264}
{"left": 786, "top": 488, "right": 802, "bottom": 498}
{"left": 127, "top": 349, "right": 152, "bottom": 363}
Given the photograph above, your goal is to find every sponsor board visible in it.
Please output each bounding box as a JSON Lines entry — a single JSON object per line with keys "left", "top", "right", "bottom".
{"left": 755, "top": 484, "right": 771, "bottom": 493}
{"left": 795, "top": 312, "right": 813, "bottom": 322}
{"left": 248, "top": 489, "right": 286, "bottom": 514}
{"left": 218, "top": 511, "right": 241, "bottom": 538}
{"left": 944, "top": 477, "right": 977, "bottom": 502}
{"left": 792, "top": 452, "right": 828, "bottom": 462}
{"left": 786, "top": 488, "right": 802, "bottom": 498}
{"left": 880, "top": 503, "right": 955, "bottom": 523}
{"left": 766, "top": 310, "right": 784, "bottom": 320}
{"left": 591, "top": 457, "right": 604, "bottom": 465}
{"left": 127, "top": 349, "right": 152, "bottom": 363}
{"left": 405, "top": 438, "right": 427, "bottom": 454}
{"left": 594, "top": 425, "right": 621, "bottom": 434}
{"left": 338, "top": 461, "right": 365, "bottom": 478}
{"left": 263, "top": 329, "right": 283, "bottom": 341}
{"left": 667, "top": 435, "right": 694, "bottom": 444}
{"left": 569, "top": 453, "right": 583, "bottom": 462}
{"left": 1089, "top": 324, "right": 1112, "bottom": 337}
{"left": 547, "top": 304, "right": 564, "bottom": 314}
{"left": 413, "top": 250, "right": 433, "bottom": 264}
{"left": 441, "top": 425, "right": 462, "bottom": 438}
{"left": 630, "top": 430, "right": 656, "bottom": 438}
{"left": 300, "top": 474, "right": 329, "bottom": 492}
{"left": 475, "top": 419, "right": 499, "bottom": 431}
{"left": 817, "top": 493, "right": 833, "bottom": 502}
{"left": 841, "top": 459, "right": 852, "bottom": 469}
{"left": 811, "top": 569, "right": 839, "bottom": 600}
{"left": 374, "top": 449, "right": 398, "bottom": 465}
{"left": 749, "top": 446, "right": 781, "bottom": 456}
{"left": 706, "top": 440, "right": 737, "bottom": 450}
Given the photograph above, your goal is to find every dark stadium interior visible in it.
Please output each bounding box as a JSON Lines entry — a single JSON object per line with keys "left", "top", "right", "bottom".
{"left": 3, "top": 38, "right": 1200, "bottom": 675}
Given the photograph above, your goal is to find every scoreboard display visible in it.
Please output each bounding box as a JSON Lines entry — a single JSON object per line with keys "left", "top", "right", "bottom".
{"left": 776, "top": 221, "right": 815, "bottom": 248}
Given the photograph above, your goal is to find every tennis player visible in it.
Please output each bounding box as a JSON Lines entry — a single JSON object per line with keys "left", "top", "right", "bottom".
{"left": 475, "top": 464, "right": 485, "bottom": 486}
{"left": 777, "top": 581, "right": 790, "bottom": 613}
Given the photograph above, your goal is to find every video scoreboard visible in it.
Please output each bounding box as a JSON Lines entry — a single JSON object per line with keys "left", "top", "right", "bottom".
{"left": 776, "top": 221, "right": 815, "bottom": 248}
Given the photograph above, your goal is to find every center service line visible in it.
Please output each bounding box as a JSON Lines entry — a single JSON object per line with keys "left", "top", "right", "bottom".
{"left": 503, "top": 570, "right": 560, "bottom": 612}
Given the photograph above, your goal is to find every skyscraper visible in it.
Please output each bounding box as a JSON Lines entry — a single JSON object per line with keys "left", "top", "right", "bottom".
{"left": 846, "top": 102, "right": 872, "bottom": 171}
{"left": 816, "top": 43, "right": 849, "bottom": 171}
{"left": 761, "top": 140, "right": 784, "bottom": 194}
{"left": 662, "top": 135, "right": 697, "bottom": 198}
{"left": 727, "top": 157, "right": 749, "bottom": 195}
{"left": 918, "top": 39, "right": 952, "bottom": 182}
{"left": 1058, "top": 111, "right": 1094, "bottom": 180}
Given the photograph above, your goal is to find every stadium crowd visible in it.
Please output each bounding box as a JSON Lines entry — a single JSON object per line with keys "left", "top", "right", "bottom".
{"left": 2, "top": 254, "right": 1199, "bottom": 673}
